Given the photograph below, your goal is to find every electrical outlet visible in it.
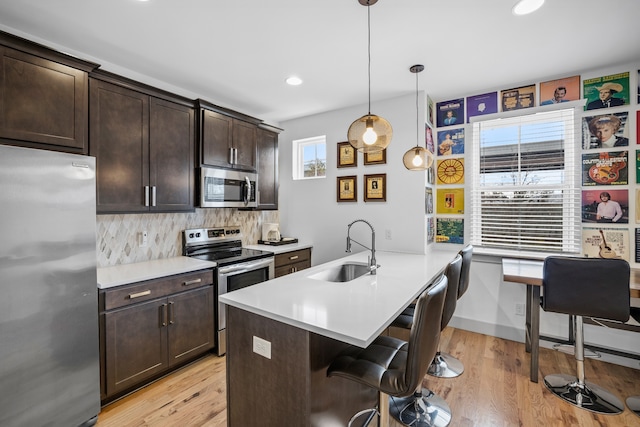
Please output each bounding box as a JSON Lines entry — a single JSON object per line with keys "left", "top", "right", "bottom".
{"left": 253, "top": 336, "right": 271, "bottom": 359}
{"left": 385, "top": 229, "right": 392, "bottom": 240}
{"left": 515, "top": 303, "right": 525, "bottom": 316}
{"left": 139, "top": 231, "right": 148, "bottom": 247}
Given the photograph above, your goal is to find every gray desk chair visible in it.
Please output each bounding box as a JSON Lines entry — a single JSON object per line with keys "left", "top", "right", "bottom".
{"left": 327, "top": 274, "right": 449, "bottom": 427}
{"left": 541, "top": 256, "right": 630, "bottom": 415}
{"left": 626, "top": 307, "right": 640, "bottom": 418}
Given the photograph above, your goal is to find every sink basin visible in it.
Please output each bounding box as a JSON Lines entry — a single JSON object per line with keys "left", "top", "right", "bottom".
{"left": 309, "top": 262, "right": 377, "bottom": 282}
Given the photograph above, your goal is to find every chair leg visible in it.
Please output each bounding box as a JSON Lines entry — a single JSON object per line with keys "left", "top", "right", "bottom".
{"left": 389, "top": 385, "right": 451, "bottom": 427}
{"left": 427, "top": 343, "right": 464, "bottom": 378}
{"left": 543, "top": 316, "right": 625, "bottom": 415}
{"left": 627, "top": 396, "right": 640, "bottom": 418}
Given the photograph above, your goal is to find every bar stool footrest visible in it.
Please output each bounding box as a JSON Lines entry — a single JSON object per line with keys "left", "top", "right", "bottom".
{"left": 427, "top": 352, "right": 464, "bottom": 378}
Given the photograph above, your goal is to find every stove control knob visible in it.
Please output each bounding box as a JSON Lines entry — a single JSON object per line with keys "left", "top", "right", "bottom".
{"left": 189, "top": 233, "right": 195, "bottom": 238}
{"left": 195, "top": 232, "right": 201, "bottom": 238}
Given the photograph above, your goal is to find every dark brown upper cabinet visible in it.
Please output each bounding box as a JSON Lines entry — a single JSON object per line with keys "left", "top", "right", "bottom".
{"left": 197, "top": 99, "right": 260, "bottom": 172}
{"left": 90, "top": 72, "right": 195, "bottom": 214}
{"left": 255, "top": 125, "right": 281, "bottom": 210}
{"left": 0, "top": 31, "right": 99, "bottom": 153}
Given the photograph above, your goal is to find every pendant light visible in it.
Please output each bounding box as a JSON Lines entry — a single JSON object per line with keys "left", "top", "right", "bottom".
{"left": 347, "top": 0, "right": 392, "bottom": 154}
{"left": 403, "top": 64, "right": 434, "bottom": 170}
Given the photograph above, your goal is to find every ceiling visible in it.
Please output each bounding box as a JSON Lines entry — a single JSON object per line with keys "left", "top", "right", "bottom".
{"left": 1, "top": 0, "right": 639, "bottom": 125}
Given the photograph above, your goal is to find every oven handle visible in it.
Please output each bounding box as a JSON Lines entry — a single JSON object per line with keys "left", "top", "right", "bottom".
{"left": 218, "top": 257, "right": 274, "bottom": 276}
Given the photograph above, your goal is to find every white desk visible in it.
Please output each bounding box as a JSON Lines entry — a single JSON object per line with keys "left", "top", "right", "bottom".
{"left": 502, "top": 258, "right": 640, "bottom": 383}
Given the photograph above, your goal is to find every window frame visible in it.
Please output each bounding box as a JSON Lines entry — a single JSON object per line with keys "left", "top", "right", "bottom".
{"left": 292, "top": 135, "right": 327, "bottom": 180}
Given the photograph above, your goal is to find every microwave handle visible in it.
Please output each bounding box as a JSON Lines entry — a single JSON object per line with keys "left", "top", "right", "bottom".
{"left": 244, "top": 176, "right": 251, "bottom": 206}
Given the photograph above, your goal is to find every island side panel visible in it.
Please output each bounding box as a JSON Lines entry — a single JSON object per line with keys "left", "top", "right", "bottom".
{"left": 226, "top": 306, "right": 377, "bottom": 427}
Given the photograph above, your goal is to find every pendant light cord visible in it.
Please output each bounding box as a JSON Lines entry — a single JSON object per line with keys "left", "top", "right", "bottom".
{"left": 415, "top": 69, "right": 419, "bottom": 148}
{"left": 367, "top": 1, "right": 371, "bottom": 115}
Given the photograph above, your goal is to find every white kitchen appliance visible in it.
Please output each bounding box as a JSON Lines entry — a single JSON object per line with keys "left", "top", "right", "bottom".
{"left": 262, "top": 223, "right": 281, "bottom": 242}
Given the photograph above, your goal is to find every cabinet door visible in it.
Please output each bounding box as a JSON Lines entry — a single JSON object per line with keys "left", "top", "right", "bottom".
{"left": 232, "top": 119, "right": 257, "bottom": 171}
{"left": 256, "top": 129, "right": 278, "bottom": 209}
{"left": 90, "top": 79, "right": 149, "bottom": 213}
{"left": 167, "top": 286, "right": 215, "bottom": 367}
{"left": 150, "top": 98, "right": 195, "bottom": 212}
{"left": 104, "top": 299, "right": 169, "bottom": 396}
{"left": 0, "top": 45, "right": 87, "bottom": 152}
{"left": 201, "top": 109, "right": 232, "bottom": 168}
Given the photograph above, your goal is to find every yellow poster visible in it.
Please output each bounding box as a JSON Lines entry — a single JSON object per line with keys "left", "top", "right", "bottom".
{"left": 436, "top": 188, "right": 464, "bottom": 215}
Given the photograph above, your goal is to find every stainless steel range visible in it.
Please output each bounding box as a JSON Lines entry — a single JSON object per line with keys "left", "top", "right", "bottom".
{"left": 183, "top": 227, "right": 274, "bottom": 356}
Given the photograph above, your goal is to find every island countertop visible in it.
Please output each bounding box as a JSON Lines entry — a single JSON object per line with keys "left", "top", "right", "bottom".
{"left": 219, "top": 250, "right": 453, "bottom": 347}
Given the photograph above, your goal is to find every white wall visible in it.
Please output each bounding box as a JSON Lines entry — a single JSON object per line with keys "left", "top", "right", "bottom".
{"left": 278, "top": 93, "right": 431, "bottom": 265}
{"left": 278, "top": 64, "right": 640, "bottom": 368}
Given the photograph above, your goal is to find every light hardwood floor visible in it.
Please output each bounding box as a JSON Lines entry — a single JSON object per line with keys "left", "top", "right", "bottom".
{"left": 96, "top": 327, "right": 640, "bottom": 427}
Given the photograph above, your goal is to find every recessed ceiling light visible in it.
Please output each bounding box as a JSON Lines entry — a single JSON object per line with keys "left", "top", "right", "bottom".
{"left": 512, "top": 0, "right": 545, "bottom": 15}
{"left": 285, "top": 76, "right": 303, "bottom": 86}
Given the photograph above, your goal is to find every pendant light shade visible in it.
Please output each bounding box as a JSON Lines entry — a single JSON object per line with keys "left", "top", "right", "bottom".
{"left": 403, "top": 64, "right": 434, "bottom": 171}
{"left": 348, "top": 0, "right": 392, "bottom": 153}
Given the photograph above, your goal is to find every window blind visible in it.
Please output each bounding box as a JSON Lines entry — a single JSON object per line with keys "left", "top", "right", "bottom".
{"left": 470, "top": 107, "right": 581, "bottom": 253}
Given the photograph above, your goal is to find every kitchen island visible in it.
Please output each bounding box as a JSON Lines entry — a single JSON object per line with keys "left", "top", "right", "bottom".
{"left": 220, "top": 250, "right": 453, "bottom": 426}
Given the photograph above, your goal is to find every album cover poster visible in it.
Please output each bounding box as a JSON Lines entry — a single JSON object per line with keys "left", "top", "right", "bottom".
{"left": 581, "top": 151, "right": 628, "bottom": 186}
{"left": 427, "top": 217, "right": 435, "bottom": 245}
{"left": 466, "top": 92, "right": 498, "bottom": 123}
{"left": 636, "top": 150, "right": 640, "bottom": 184}
{"left": 540, "top": 75, "right": 580, "bottom": 105}
{"left": 636, "top": 189, "right": 640, "bottom": 223}
{"left": 436, "top": 218, "right": 464, "bottom": 244}
{"left": 582, "top": 227, "right": 628, "bottom": 261}
{"left": 637, "top": 110, "right": 640, "bottom": 145}
{"left": 436, "top": 188, "right": 464, "bottom": 215}
{"left": 436, "top": 98, "right": 464, "bottom": 127}
{"left": 427, "top": 95, "right": 435, "bottom": 126}
{"left": 582, "top": 112, "right": 629, "bottom": 150}
{"left": 637, "top": 70, "right": 640, "bottom": 104}
{"left": 584, "top": 72, "right": 630, "bottom": 111}
{"left": 581, "top": 188, "right": 628, "bottom": 224}
{"left": 426, "top": 125, "right": 435, "bottom": 154}
{"left": 500, "top": 84, "right": 535, "bottom": 112}
{"left": 437, "top": 128, "right": 464, "bottom": 156}
{"left": 636, "top": 229, "right": 640, "bottom": 262}
{"left": 425, "top": 187, "right": 433, "bottom": 214}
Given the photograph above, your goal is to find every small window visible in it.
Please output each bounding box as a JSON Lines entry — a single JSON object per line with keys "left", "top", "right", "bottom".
{"left": 292, "top": 136, "right": 326, "bottom": 180}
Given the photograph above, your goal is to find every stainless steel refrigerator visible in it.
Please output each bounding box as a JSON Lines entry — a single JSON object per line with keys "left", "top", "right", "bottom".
{"left": 0, "top": 145, "right": 100, "bottom": 426}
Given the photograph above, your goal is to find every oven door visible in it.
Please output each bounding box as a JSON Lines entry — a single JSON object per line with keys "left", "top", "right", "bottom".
{"left": 216, "top": 257, "right": 274, "bottom": 355}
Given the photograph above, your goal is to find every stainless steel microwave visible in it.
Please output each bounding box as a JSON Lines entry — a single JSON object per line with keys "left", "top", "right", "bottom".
{"left": 200, "top": 167, "right": 257, "bottom": 208}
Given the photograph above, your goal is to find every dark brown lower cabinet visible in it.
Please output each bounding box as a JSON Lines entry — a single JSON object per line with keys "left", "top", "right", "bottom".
{"left": 100, "top": 270, "right": 214, "bottom": 402}
{"left": 274, "top": 248, "right": 312, "bottom": 278}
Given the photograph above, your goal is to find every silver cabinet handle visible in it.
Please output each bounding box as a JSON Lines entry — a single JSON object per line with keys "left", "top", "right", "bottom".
{"left": 183, "top": 278, "right": 202, "bottom": 286}
{"left": 228, "top": 147, "right": 235, "bottom": 164}
{"left": 233, "top": 147, "right": 238, "bottom": 165}
{"left": 151, "top": 186, "right": 157, "bottom": 207}
{"left": 129, "top": 290, "right": 151, "bottom": 299}
{"left": 161, "top": 303, "right": 168, "bottom": 326}
{"left": 289, "top": 255, "right": 299, "bottom": 260}
{"left": 144, "top": 186, "right": 150, "bottom": 207}
{"left": 168, "top": 301, "right": 174, "bottom": 325}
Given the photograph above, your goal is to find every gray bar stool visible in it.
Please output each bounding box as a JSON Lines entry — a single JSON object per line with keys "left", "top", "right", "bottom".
{"left": 541, "top": 256, "right": 630, "bottom": 415}
{"left": 327, "top": 274, "right": 449, "bottom": 427}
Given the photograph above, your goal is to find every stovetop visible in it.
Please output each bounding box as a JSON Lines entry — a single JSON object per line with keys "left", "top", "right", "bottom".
{"left": 183, "top": 226, "right": 273, "bottom": 266}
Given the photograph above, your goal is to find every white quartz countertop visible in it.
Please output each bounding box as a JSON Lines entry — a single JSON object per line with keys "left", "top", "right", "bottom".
{"left": 219, "top": 250, "right": 454, "bottom": 348}
{"left": 97, "top": 256, "right": 217, "bottom": 289}
{"left": 244, "top": 241, "right": 313, "bottom": 254}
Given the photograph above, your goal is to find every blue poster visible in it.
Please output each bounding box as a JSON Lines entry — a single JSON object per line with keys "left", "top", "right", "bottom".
{"left": 466, "top": 92, "right": 498, "bottom": 123}
{"left": 436, "top": 98, "right": 464, "bottom": 128}
{"left": 437, "top": 128, "right": 465, "bottom": 156}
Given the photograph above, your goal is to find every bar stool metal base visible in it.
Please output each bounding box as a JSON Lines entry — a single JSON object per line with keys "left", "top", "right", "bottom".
{"left": 627, "top": 396, "right": 640, "bottom": 418}
{"left": 427, "top": 352, "right": 464, "bottom": 378}
{"left": 544, "top": 373, "right": 625, "bottom": 415}
{"left": 552, "top": 343, "right": 600, "bottom": 359}
{"left": 390, "top": 388, "right": 451, "bottom": 427}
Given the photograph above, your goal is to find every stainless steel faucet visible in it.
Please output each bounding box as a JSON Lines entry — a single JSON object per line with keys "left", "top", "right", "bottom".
{"left": 346, "top": 219, "right": 377, "bottom": 275}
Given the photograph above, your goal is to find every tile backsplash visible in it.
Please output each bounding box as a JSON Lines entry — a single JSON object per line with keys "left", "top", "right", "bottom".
{"left": 96, "top": 208, "right": 279, "bottom": 267}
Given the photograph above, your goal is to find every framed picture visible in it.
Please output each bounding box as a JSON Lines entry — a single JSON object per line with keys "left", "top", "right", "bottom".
{"left": 337, "top": 175, "right": 357, "bottom": 202}
{"left": 364, "top": 173, "right": 386, "bottom": 202}
{"left": 364, "top": 149, "right": 386, "bottom": 165}
{"left": 540, "top": 75, "right": 580, "bottom": 105}
{"left": 500, "top": 84, "right": 535, "bottom": 112}
{"left": 337, "top": 142, "right": 357, "bottom": 168}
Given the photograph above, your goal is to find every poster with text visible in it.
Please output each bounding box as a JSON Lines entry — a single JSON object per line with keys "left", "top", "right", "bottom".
{"left": 581, "top": 151, "right": 628, "bottom": 186}
{"left": 581, "top": 188, "right": 628, "bottom": 224}
{"left": 636, "top": 150, "right": 640, "bottom": 184}
{"left": 584, "top": 72, "right": 630, "bottom": 111}
{"left": 425, "top": 187, "right": 433, "bottom": 214}
{"left": 427, "top": 217, "right": 435, "bottom": 245}
{"left": 582, "top": 112, "right": 629, "bottom": 150}
{"left": 582, "top": 227, "right": 628, "bottom": 261}
{"left": 636, "top": 189, "right": 640, "bottom": 223}
{"left": 436, "top": 98, "right": 464, "bottom": 127}
{"left": 437, "top": 128, "right": 464, "bottom": 156}
{"left": 427, "top": 95, "right": 435, "bottom": 126}
{"left": 436, "top": 188, "right": 464, "bottom": 215}
{"left": 500, "top": 84, "right": 535, "bottom": 112}
{"left": 540, "top": 75, "right": 580, "bottom": 105}
{"left": 436, "top": 218, "right": 464, "bottom": 244}
{"left": 466, "top": 92, "right": 498, "bottom": 123}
